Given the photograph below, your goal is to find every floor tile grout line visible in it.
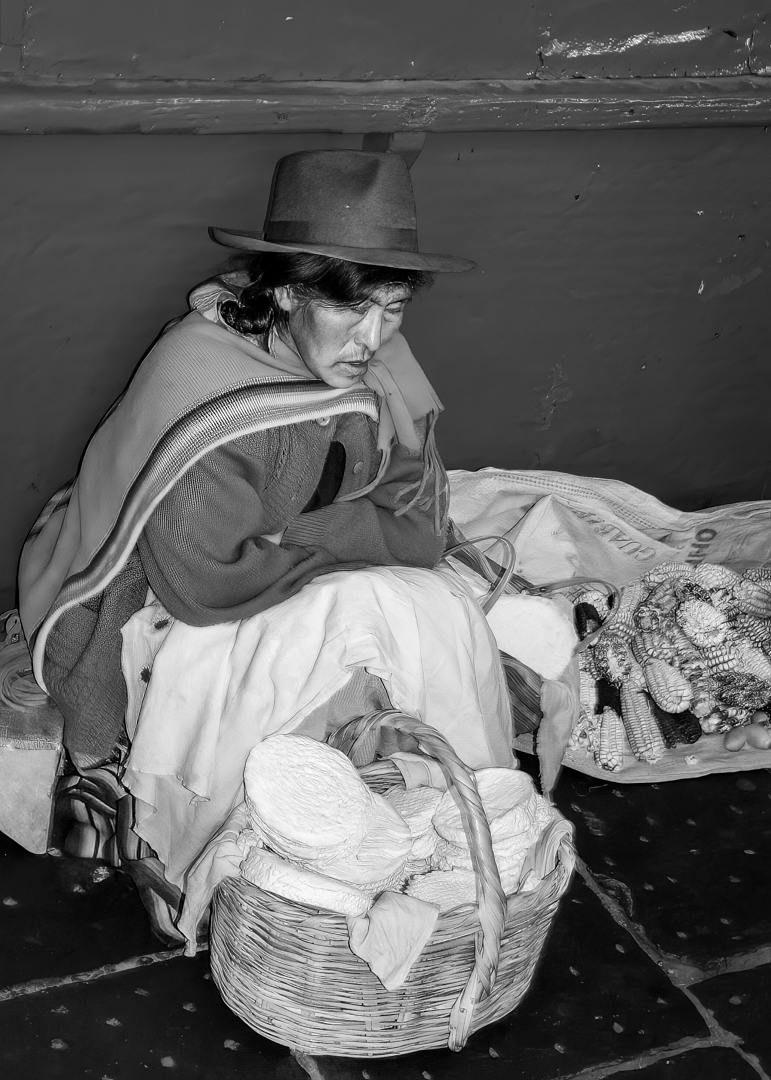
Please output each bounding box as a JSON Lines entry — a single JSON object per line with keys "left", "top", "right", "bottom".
{"left": 674, "top": 986, "right": 769, "bottom": 1080}
{"left": 690, "top": 945, "right": 771, "bottom": 983}
{"left": 544, "top": 1035, "right": 734, "bottom": 1080}
{"left": 575, "top": 858, "right": 770, "bottom": 1079}
{"left": 0, "top": 947, "right": 185, "bottom": 1003}
{"left": 292, "top": 1036, "right": 763, "bottom": 1080}
{"left": 574, "top": 857, "right": 701, "bottom": 979}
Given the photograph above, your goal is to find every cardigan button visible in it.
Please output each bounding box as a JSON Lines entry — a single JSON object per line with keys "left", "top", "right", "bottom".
{"left": 315, "top": 416, "right": 331, "bottom": 427}
{"left": 352, "top": 461, "right": 364, "bottom": 475}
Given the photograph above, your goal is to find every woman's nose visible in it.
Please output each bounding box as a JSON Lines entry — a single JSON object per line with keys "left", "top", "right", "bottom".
{"left": 354, "top": 308, "right": 383, "bottom": 353}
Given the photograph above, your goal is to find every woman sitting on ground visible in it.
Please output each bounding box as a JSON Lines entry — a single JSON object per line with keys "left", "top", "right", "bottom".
{"left": 17, "top": 149, "right": 516, "bottom": 937}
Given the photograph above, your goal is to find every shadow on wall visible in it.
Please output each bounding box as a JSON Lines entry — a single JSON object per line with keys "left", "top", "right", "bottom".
{"left": 0, "top": 126, "right": 769, "bottom": 603}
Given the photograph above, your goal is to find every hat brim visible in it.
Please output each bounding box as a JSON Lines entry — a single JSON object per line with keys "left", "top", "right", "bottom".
{"left": 209, "top": 227, "right": 476, "bottom": 273}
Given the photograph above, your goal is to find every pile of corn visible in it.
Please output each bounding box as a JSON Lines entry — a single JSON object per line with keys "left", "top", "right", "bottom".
{"left": 569, "top": 562, "right": 771, "bottom": 772}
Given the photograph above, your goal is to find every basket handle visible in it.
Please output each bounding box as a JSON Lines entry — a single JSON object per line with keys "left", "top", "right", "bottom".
{"left": 329, "top": 709, "right": 507, "bottom": 1052}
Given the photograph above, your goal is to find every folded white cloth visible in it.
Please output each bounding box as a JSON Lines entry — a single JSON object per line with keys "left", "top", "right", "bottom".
{"left": 347, "top": 891, "right": 440, "bottom": 990}
{"left": 388, "top": 751, "right": 449, "bottom": 791}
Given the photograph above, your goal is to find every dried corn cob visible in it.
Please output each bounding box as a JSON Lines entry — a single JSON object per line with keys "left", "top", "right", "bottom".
{"left": 643, "top": 562, "right": 695, "bottom": 586}
{"left": 692, "top": 563, "right": 742, "bottom": 591}
{"left": 579, "top": 668, "right": 600, "bottom": 718}
{"left": 575, "top": 602, "right": 603, "bottom": 640}
{"left": 620, "top": 685, "right": 667, "bottom": 763}
{"left": 574, "top": 587, "right": 612, "bottom": 615}
{"left": 579, "top": 645, "right": 600, "bottom": 680}
{"left": 675, "top": 580, "right": 713, "bottom": 606}
{"left": 593, "top": 632, "right": 636, "bottom": 684}
{"left": 744, "top": 566, "right": 771, "bottom": 585}
{"left": 631, "top": 629, "right": 676, "bottom": 666}
{"left": 594, "top": 707, "right": 626, "bottom": 772}
{"left": 569, "top": 710, "right": 601, "bottom": 753}
{"left": 713, "top": 671, "right": 771, "bottom": 710}
{"left": 644, "top": 659, "right": 693, "bottom": 713}
{"left": 650, "top": 702, "right": 702, "bottom": 747}
{"left": 722, "top": 706, "right": 752, "bottom": 726}
{"left": 700, "top": 638, "right": 741, "bottom": 675}
{"left": 611, "top": 578, "right": 649, "bottom": 637}
{"left": 651, "top": 705, "right": 677, "bottom": 749}
{"left": 676, "top": 599, "right": 729, "bottom": 647}
{"left": 642, "top": 580, "right": 681, "bottom": 618}
{"left": 700, "top": 710, "right": 731, "bottom": 734}
{"left": 708, "top": 588, "right": 741, "bottom": 619}
{"left": 733, "top": 636, "right": 771, "bottom": 682}
{"left": 735, "top": 578, "right": 771, "bottom": 618}
{"left": 665, "top": 624, "right": 708, "bottom": 676}
{"left": 732, "top": 612, "right": 771, "bottom": 648}
{"left": 626, "top": 658, "right": 648, "bottom": 691}
{"left": 634, "top": 601, "right": 667, "bottom": 632}
{"left": 689, "top": 674, "right": 719, "bottom": 719}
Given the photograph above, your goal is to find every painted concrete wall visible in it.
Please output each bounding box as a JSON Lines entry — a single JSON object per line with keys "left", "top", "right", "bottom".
{"left": 10, "top": 1, "right": 770, "bottom": 80}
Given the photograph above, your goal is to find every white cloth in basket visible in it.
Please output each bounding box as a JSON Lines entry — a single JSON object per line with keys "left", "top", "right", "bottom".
{"left": 122, "top": 565, "right": 513, "bottom": 888}
{"left": 179, "top": 800, "right": 440, "bottom": 990}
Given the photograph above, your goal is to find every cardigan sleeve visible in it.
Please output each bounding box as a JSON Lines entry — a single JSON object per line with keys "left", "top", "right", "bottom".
{"left": 282, "top": 416, "right": 447, "bottom": 569}
{"left": 136, "top": 430, "right": 341, "bottom": 626}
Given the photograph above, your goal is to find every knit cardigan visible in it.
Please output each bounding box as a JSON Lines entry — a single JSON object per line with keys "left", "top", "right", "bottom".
{"left": 138, "top": 409, "right": 447, "bottom": 627}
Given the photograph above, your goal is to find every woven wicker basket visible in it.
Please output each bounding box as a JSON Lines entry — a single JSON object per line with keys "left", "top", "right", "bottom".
{"left": 209, "top": 711, "right": 575, "bottom": 1057}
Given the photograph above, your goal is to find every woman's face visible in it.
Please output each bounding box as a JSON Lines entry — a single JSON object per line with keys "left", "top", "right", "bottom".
{"left": 276, "top": 285, "right": 412, "bottom": 388}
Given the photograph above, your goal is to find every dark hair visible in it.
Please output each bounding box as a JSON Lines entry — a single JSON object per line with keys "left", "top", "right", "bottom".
{"left": 218, "top": 251, "right": 433, "bottom": 337}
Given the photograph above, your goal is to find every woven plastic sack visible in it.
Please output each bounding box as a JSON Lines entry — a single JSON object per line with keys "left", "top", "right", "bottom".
{"left": 448, "top": 469, "right": 771, "bottom": 588}
{"left": 447, "top": 469, "right": 771, "bottom": 783}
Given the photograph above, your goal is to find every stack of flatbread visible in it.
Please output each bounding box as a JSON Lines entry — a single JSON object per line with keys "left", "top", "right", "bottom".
{"left": 241, "top": 735, "right": 412, "bottom": 915}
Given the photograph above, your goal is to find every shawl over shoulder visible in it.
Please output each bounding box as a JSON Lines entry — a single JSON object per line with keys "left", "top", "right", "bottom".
{"left": 19, "top": 312, "right": 441, "bottom": 691}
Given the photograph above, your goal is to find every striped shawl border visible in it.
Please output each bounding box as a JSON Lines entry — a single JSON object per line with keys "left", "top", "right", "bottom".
{"left": 31, "top": 381, "right": 379, "bottom": 688}
{"left": 27, "top": 480, "right": 77, "bottom": 542}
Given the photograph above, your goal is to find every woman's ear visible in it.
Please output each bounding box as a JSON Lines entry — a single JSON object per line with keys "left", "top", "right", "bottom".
{"left": 274, "top": 286, "right": 293, "bottom": 314}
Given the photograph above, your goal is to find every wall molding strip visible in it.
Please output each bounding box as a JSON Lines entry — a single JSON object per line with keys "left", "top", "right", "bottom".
{"left": 0, "top": 76, "right": 769, "bottom": 134}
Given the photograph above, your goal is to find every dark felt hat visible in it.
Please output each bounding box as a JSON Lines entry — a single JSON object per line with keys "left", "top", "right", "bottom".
{"left": 209, "top": 149, "right": 475, "bottom": 273}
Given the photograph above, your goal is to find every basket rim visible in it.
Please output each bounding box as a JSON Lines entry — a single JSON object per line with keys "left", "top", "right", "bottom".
{"left": 215, "top": 813, "right": 573, "bottom": 932}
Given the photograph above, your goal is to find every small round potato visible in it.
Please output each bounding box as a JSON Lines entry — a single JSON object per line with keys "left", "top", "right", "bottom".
{"left": 723, "top": 727, "right": 748, "bottom": 752}
{"left": 745, "top": 724, "right": 771, "bottom": 750}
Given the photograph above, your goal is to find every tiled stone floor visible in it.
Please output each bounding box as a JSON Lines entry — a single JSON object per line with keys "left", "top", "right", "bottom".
{"left": 2, "top": 761, "right": 771, "bottom": 1079}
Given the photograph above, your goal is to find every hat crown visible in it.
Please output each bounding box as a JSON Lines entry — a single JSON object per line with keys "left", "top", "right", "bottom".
{"left": 263, "top": 150, "right": 418, "bottom": 253}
